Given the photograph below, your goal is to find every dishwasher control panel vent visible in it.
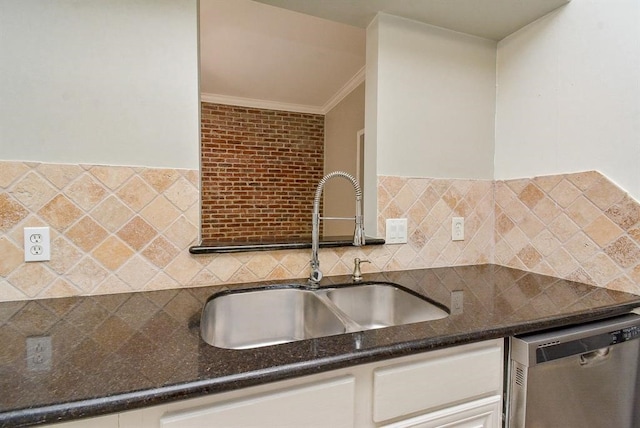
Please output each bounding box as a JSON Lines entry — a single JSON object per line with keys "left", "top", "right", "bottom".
{"left": 514, "top": 365, "right": 525, "bottom": 387}
{"left": 537, "top": 340, "right": 560, "bottom": 349}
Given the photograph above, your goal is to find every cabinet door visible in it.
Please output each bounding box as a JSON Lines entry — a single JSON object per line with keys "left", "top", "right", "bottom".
{"left": 380, "top": 395, "right": 502, "bottom": 428}
{"left": 373, "top": 339, "right": 503, "bottom": 422}
{"left": 159, "top": 376, "right": 355, "bottom": 428}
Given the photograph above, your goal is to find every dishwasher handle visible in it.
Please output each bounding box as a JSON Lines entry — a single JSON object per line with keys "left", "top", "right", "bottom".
{"left": 579, "top": 347, "right": 611, "bottom": 366}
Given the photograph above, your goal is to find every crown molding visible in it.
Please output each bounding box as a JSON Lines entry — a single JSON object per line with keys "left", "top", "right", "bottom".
{"left": 200, "top": 67, "right": 366, "bottom": 116}
{"left": 320, "top": 66, "right": 365, "bottom": 114}
{"left": 199, "top": 93, "right": 324, "bottom": 115}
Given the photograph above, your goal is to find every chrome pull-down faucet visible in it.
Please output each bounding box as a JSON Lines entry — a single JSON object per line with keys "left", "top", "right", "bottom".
{"left": 309, "top": 171, "right": 365, "bottom": 286}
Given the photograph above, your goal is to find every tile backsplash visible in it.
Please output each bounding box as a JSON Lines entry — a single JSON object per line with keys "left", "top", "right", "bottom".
{"left": 1, "top": 161, "right": 640, "bottom": 302}
{"left": 495, "top": 171, "right": 640, "bottom": 295}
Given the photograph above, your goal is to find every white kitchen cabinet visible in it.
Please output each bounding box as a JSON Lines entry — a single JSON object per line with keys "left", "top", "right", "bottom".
{"left": 43, "top": 339, "right": 503, "bottom": 428}
{"left": 380, "top": 395, "right": 502, "bottom": 428}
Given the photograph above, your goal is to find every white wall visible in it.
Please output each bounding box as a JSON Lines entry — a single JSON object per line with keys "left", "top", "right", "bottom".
{"left": 0, "top": 0, "right": 199, "bottom": 169}
{"left": 371, "top": 13, "right": 497, "bottom": 180}
{"left": 495, "top": 0, "right": 640, "bottom": 199}
{"left": 324, "top": 82, "right": 365, "bottom": 236}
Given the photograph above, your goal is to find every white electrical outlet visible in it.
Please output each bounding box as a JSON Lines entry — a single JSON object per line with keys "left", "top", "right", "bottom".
{"left": 452, "top": 217, "right": 464, "bottom": 241}
{"left": 385, "top": 218, "right": 408, "bottom": 244}
{"left": 24, "top": 227, "right": 51, "bottom": 262}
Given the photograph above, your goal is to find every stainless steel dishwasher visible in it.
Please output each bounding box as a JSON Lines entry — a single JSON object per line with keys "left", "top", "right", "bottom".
{"left": 507, "top": 313, "right": 640, "bottom": 428}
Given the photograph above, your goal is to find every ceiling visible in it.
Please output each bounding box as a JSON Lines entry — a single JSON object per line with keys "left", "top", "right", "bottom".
{"left": 254, "top": 0, "right": 570, "bottom": 41}
{"left": 200, "top": 0, "right": 570, "bottom": 113}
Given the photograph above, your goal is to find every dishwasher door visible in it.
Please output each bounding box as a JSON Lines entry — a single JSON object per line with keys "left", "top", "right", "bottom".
{"left": 508, "top": 314, "right": 640, "bottom": 428}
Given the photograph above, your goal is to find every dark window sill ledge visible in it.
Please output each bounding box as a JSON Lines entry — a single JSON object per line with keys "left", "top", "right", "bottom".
{"left": 189, "top": 236, "right": 385, "bottom": 254}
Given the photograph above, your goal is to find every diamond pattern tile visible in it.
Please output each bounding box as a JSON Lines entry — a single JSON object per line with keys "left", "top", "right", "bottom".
{"left": 1, "top": 161, "right": 640, "bottom": 302}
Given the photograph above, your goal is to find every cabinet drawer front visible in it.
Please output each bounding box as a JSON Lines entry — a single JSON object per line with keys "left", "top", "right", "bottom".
{"left": 380, "top": 395, "right": 502, "bottom": 428}
{"left": 160, "top": 376, "right": 355, "bottom": 428}
{"left": 373, "top": 340, "right": 503, "bottom": 422}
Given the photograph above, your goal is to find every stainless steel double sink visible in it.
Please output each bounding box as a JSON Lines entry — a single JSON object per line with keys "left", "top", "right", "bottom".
{"left": 200, "top": 282, "right": 449, "bottom": 350}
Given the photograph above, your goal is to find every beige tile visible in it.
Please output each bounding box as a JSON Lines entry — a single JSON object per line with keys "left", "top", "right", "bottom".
{"left": 406, "top": 177, "right": 430, "bottom": 196}
{"left": 144, "top": 271, "right": 180, "bottom": 291}
{"left": 117, "top": 216, "right": 157, "bottom": 251}
{"left": 548, "top": 179, "right": 581, "bottom": 208}
{"left": 8, "top": 263, "right": 55, "bottom": 297}
{"left": 40, "top": 279, "right": 81, "bottom": 299}
{"left": 584, "top": 215, "right": 624, "bottom": 247}
{"left": 532, "top": 174, "right": 564, "bottom": 192}
{"left": 566, "top": 171, "right": 601, "bottom": 191}
{"left": 518, "top": 183, "right": 545, "bottom": 209}
{"left": 418, "top": 186, "right": 442, "bottom": 212}
{"left": 0, "top": 161, "right": 30, "bottom": 188}
{"left": 206, "top": 254, "right": 243, "bottom": 282}
{"left": 90, "top": 196, "right": 134, "bottom": 233}
{"left": 503, "top": 199, "right": 529, "bottom": 223}
{"left": 92, "top": 275, "right": 133, "bottom": 294}
{"left": 377, "top": 184, "right": 392, "bottom": 213}
{"left": 531, "top": 230, "right": 561, "bottom": 257}
{"left": 506, "top": 178, "right": 530, "bottom": 194}
{"left": 605, "top": 195, "right": 640, "bottom": 231}
{"left": 518, "top": 215, "right": 545, "bottom": 239}
{"left": 380, "top": 176, "right": 406, "bottom": 195}
{"left": 442, "top": 186, "right": 463, "bottom": 211}
{"left": 117, "top": 255, "right": 158, "bottom": 289}
{"left": 546, "top": 248, "right": 579, "bottom": 277}
{"left": 183, "top": 169, "right": 200, "bottom": 188}
{"left": 163, "top": 216, "right": 198, "bottom": 250}
{"left": 89, "top": 165, "right": 134, "bottom": 190}
{"left": 564, "top": 233, "right": 600, "bottom": 263}
{"left": 246, "top": 253, "right": 278, "bottom": 277}
{"left": 49, "top": 237, "right": 83, "bottom": 275}
{"left": 566, "top": 196, "right": 602, "bottom": 228}
{"left": 93, "top": 236, "right": 134, "bottom": 271}
{"left": 164, "top": 252, "right": 203, "bottom": 284}
{"left": 517, "top": 245, "right": 543, "bottom": 269}
{"left": 10, "top": 172, "right": 57, "bottom": 211}
{"left": 66, "top": 174, "right": 107, "bottom": 211}
{"left": 604, "top": 236, "right": 640, "bottom": 268}
{"left": 36, "top": 163, "right": 83, "bottom": 189}
{"left": 547, "top": 213, "right": 580, "bottom": 243}
{"left": 141, "top": 236, "right": 180, "bottom": 268}
{"left": 140, "top": 168, "right": 181, "bottom": 193}
{"left": 395, "top": 184, "right": 419, "bottom": 212}
{"left": 0, "top": 238, "right": 22, "bottom": 276}
{"left": 38, "top": 195, "right": 83, "bottom": 231}
{"left": 532, "top": 196, "right": 562, "bottom": 224}
{"left": 582, "top": 253, "right": 622, "bottom": 285}
{"left": 67, "top": 216, "right": 109, "bottom": 252}
{"left": 116, "top": 176, "right": 156, "bottom": 212}
{"left": 631, "top": 227, "right": 640, "bottom": 245}
{"left": 0, "top": 194, "right": 28, "bottom": 232}
{"left": 140, "top": 196, "right": 180, "bottom": 231}
{"left": 67, "top": 257, "right": 109, "bottom": 293}
{"left": 165, "top": 177, "right": 199, "bottom": 211}
{"left": 495, "top": 212, "right": 515, "bottom": 236}
{"left": 585, "top": 176, "right": 625, "bottom": 210}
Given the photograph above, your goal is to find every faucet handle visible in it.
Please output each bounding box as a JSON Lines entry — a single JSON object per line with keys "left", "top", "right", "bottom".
{"left": 352, "top": 257, "right": 370, "bottom": 281}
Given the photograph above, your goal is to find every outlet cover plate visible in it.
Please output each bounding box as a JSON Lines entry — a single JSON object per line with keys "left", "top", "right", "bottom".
{"left": 24, "top": 227, "right": 51, "bottom": 262}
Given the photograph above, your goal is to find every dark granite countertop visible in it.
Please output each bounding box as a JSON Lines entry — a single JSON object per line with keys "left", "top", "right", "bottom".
{"left": 2, "top": 264, "right": 640, "bottom": 427}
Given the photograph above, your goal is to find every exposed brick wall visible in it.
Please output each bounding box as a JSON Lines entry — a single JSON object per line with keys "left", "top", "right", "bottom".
{"left": 200, "top": 103, "right": 324, "bottom": 242}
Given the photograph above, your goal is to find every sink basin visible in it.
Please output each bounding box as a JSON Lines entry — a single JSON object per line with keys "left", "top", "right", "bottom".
{"left": 200, "top": 287, "right": 346, "bottom": 349}
{"left": 323, "top": 283, "right": 449, "bottom": 329}
{"left": 201, "top": 283, "right": 449, "bottom": 349}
